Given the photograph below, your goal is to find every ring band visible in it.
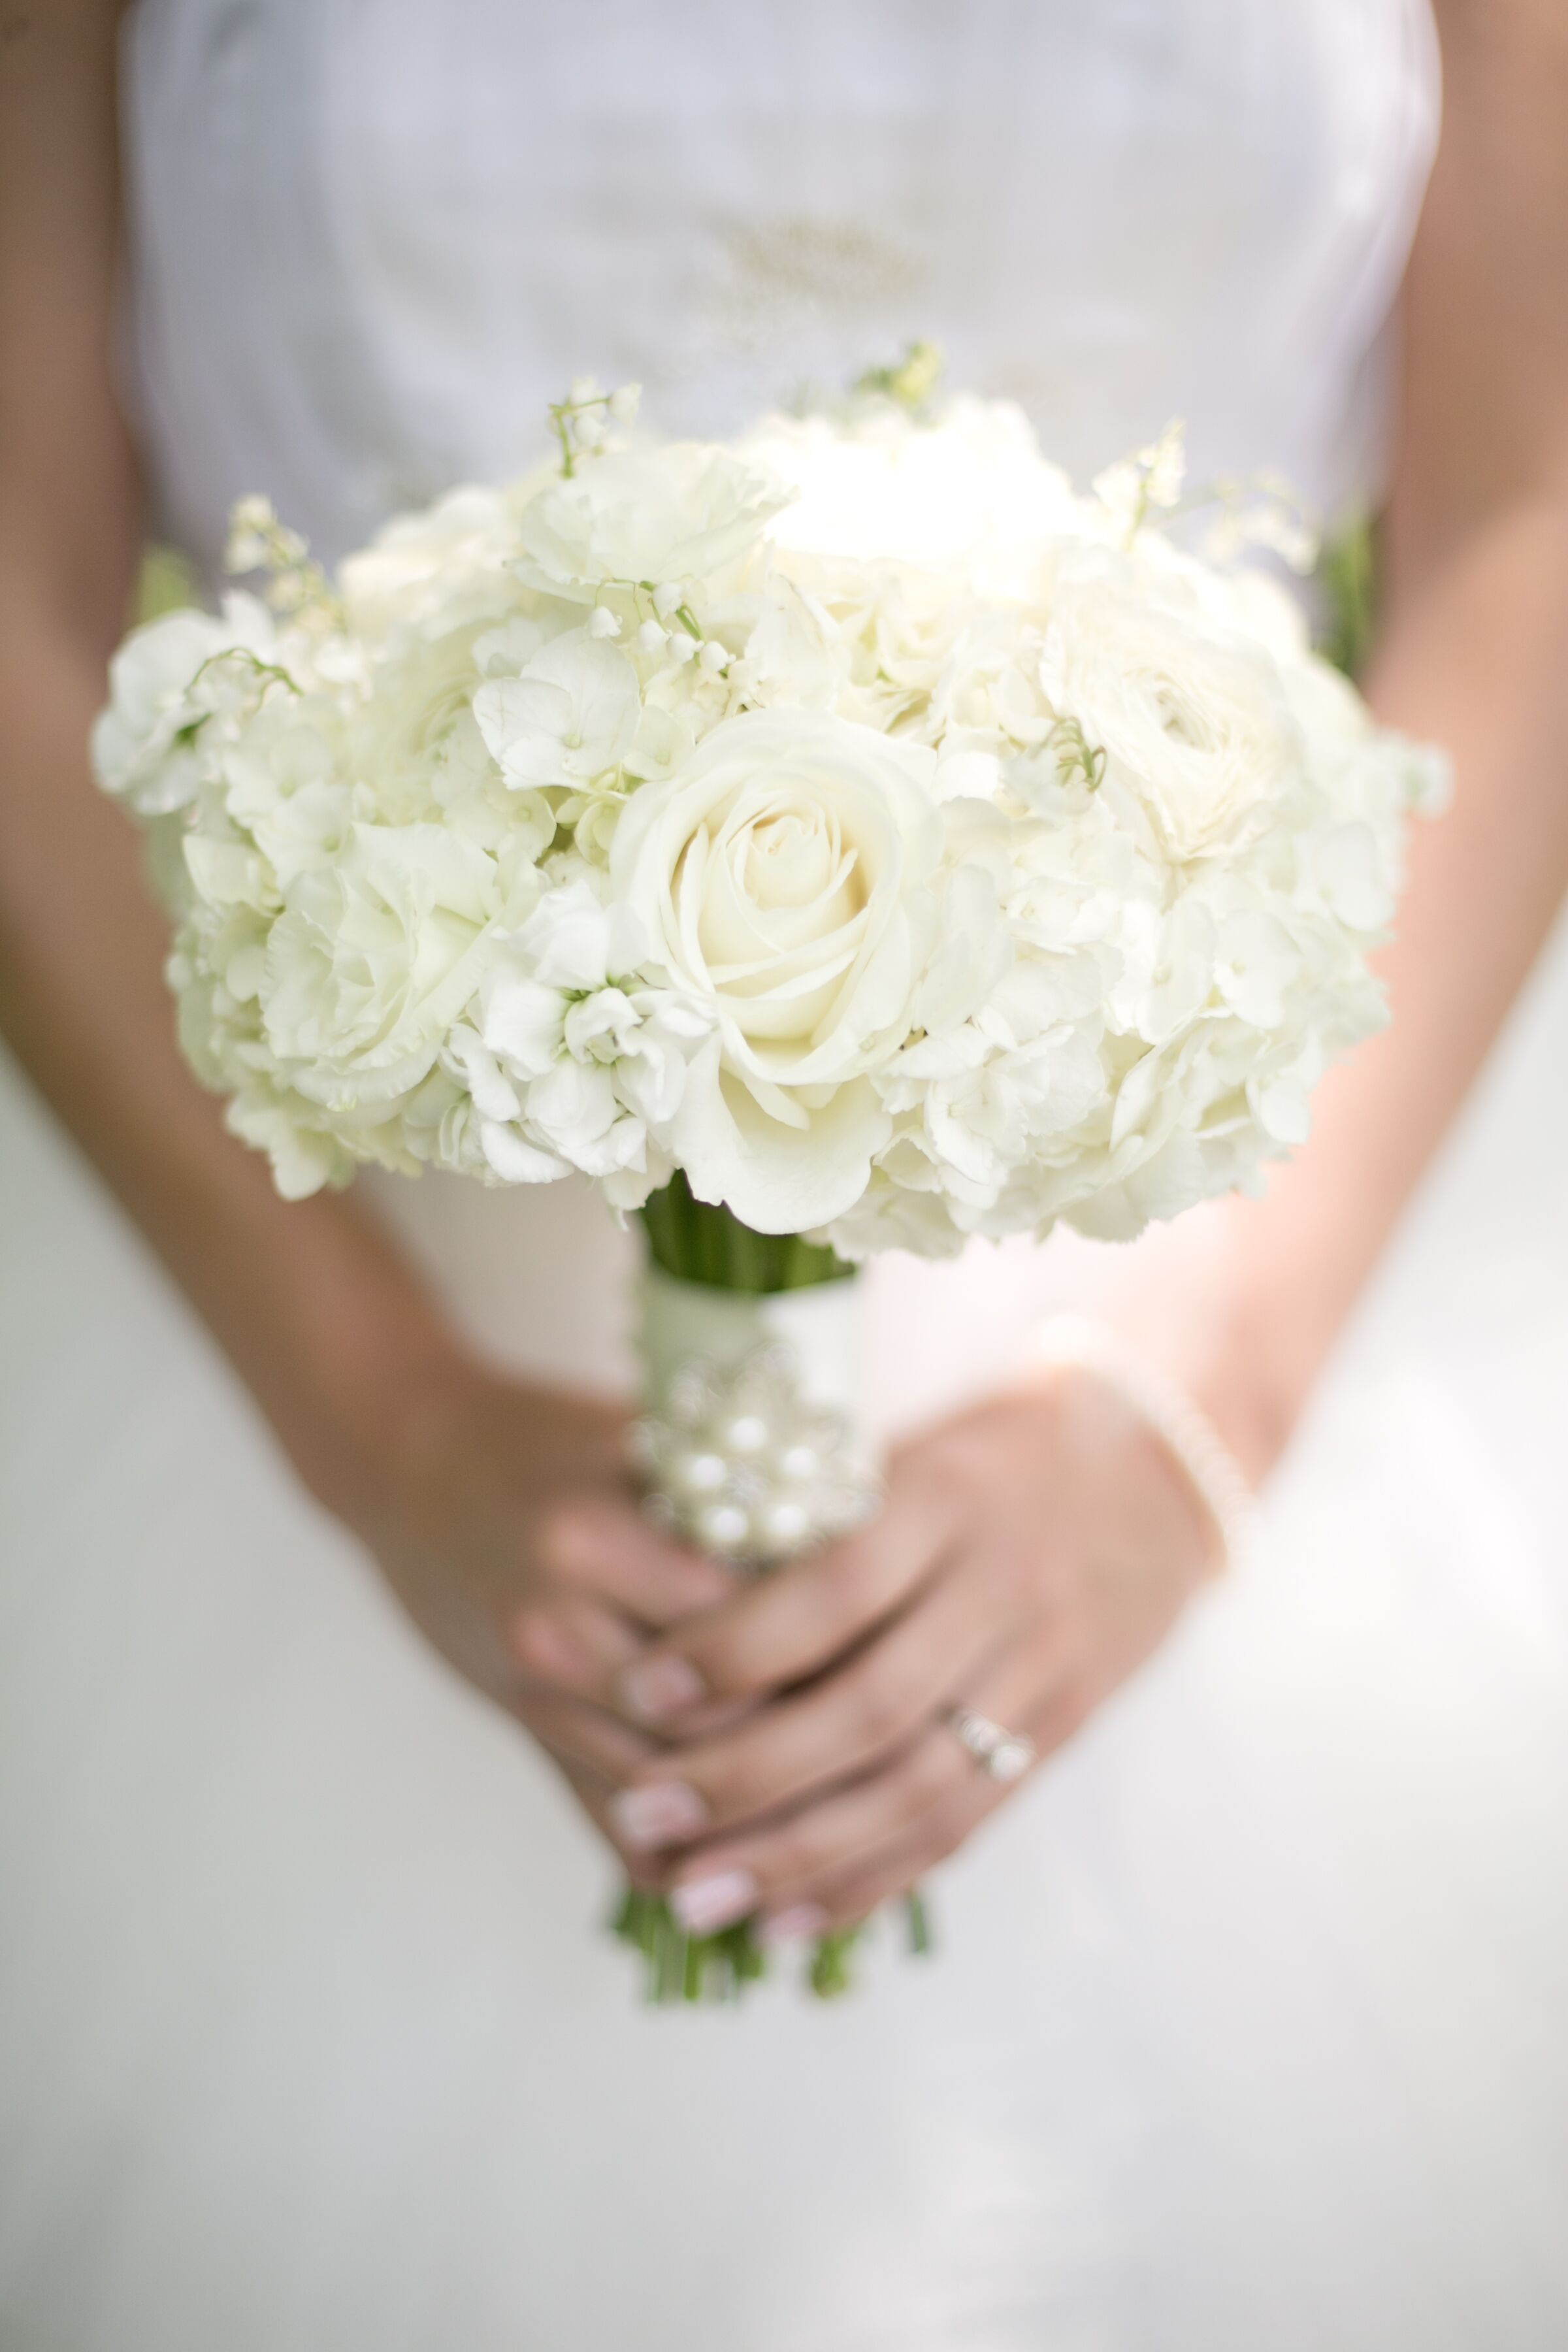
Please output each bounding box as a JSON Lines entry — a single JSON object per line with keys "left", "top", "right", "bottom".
{"left": 946, "top": 1706, "right": 1036, "bottom": 1784}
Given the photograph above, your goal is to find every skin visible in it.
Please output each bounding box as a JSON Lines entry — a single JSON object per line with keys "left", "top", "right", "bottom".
{"left": 3, "top": 3, "right": 1567, "bottom": 1944}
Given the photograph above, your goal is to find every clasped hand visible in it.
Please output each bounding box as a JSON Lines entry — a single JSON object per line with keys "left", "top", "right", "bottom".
{"left": 365, "top": 1360, "right": 1217, "bottom": 1944}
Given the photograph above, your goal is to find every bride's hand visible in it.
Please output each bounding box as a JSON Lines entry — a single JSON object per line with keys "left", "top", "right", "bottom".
{"left": 606, "top": 1367, "right": 1218, "bottom": 1935}
{"left": 344, "top": 1360, "right": 732, "bottom": 1863}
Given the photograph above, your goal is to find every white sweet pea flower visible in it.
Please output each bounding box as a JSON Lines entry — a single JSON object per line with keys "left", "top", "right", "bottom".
{"left": 606, "top": 992, "right": 704, "bottom": 1128}
{"left": 472, "top": 627, "right": 640, "bottom": 790}
{"left": 728, "top": 575, "right": 846, "bottom": 713}
{"left": 500, "top": 874, "right": 644, "bottom": 990}
{"left": 482, "top": 972, "right": 568, "bottom": 1080}
{"left": 525, "top": 1058, "right": 638, "bottom": 1174}
{"left": 474, "top": 874, "right": 706, "bottom": 1188}
{"left": 1214, "top": 909, "right": 1303, "bottom": 1029}
{"left": 563, "top": 985, "right": 643, "bottom": 1063}
{"left": 442, "top": 1024, "right": 521, "bottom": 1122}
{"left": 514, "top": 444, "right": 787, "bottom": 604}
{"left": 91, "top": 595, "right": 280, "bottom": 816}
{"left": 226, "top": 1087, "right": 357, "bottom": 1201}
{"left": 908, "top": 863, "right": 1011, "bottom": 1036}
{"left": 611, "top": 708, "right": 943, "bottom": 1230}
{"left": 623, "top": 702, "right": 696, "bottom": 785}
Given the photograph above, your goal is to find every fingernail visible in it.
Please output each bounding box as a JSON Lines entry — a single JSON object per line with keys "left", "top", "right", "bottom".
{"left": 610, "top": 1781, "right": 710, "bottom": 1850}
{"left": 672, "top": 1868, "right": 759, "bottom": 1935}
{"left": 760, "top": 1903, "right": 828, "bottom": 1946}
{"left": 619, "top": 1654, "right": 706, "bottom": 1722}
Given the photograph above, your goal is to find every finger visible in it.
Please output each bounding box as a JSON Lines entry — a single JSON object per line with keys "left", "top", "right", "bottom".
{"left": 510, "top": 1686, "right": 661, "bottom": 1783}
{"left": 508, "top": 1591, "right": 645, "bottom": 1701}
{"left": 545, "top": 1754, "right": 666, "bottom": 1890}
{"left": 661, "top": 1725, "right": 968, "bottom": 1934}
{"left": 799, "top": 1744, "right": 1032, "bottom": 1933}
{"left": 615, "top": 1469, "right": 962, "bottom": 1723}
{"left": 535, "top": 1495, "right": 733, "bottom": 1627}
{"left": 967, "top": 1635, "right": 1092, "bottom": 1769}
{"left": 747, "top": 1642, "right": 1085, "bottom": 1933}
{"left": 617, "top": 1554, "right": 1017, "bottom": 1842}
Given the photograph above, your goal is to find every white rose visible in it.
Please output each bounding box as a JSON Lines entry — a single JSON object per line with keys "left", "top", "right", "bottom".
{"left": 1041, "top": 563, "right": 1306, "bottom": 857}
{"left": 260, "top": 823, "right": 516, "bottom": 1108}
{"left": 610, "top": 708, "right": 942, "bottom": 1231}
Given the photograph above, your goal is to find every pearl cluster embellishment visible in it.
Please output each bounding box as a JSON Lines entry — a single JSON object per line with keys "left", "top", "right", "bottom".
{"left": 634, "top": 1341, "right": 880, "bottom": 1567}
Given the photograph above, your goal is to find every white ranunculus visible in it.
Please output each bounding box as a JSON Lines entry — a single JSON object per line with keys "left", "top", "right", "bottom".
{"left": 514, "top": 445, "right": 787, "bottom": 603}
{"left": 261, "top": 823, "right": 515, "bottom": 1107}
{"left": 472, "top": 627, "right": 640, "bottom": 791}
{"left": 1041, "top": 564, "right": 1307, "bottom": 857}
{"left": 610, "top": 708, "right": 943, "bottom": 1230}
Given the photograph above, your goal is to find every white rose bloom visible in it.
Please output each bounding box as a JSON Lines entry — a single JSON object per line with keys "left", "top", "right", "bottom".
{"left": 611, "top": 708, "right": 943, "bottom": 1230}
{"left": 514, "top": 445, "right": 787, "bottom": 603}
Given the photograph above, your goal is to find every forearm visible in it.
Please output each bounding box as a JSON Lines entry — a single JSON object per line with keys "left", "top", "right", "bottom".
{"left": 1111, "top": 495, "right": 1568, "bottom": 1478}
{"left": 0, "top": 606, "right": 466, "bottom": 1516}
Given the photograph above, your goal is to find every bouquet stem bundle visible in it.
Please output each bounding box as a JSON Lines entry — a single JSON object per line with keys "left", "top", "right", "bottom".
{"left": 638, "top": 1171, "right": 849, "bottom": 1294}
{"left": 618, "top": 1179, "right": 926, "bottom": 2001}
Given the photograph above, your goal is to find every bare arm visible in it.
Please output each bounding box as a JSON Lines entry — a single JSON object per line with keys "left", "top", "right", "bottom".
{"left": 1124, "top": 0, "right": 1568, "bottom": 1473}
{"left": 0, "top": 5, "right": 725, "bottom": 1857}
{"left": 593, "top": 1, "right": 1568, "bottom": 1938}
{"left": 0, "top": 1, "right": 469, "bottom": 1516}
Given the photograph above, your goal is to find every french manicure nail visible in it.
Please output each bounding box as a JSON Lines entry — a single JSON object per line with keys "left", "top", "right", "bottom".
{"left": 672, "top": 1868, "right": 759, "bottom": 1935}
{"left": 760, "top": 1904, "right": 828, "bottom": 1946}
{"left": 619, "top": 1654, "right": 706, "bottom": 1722}
{"left": 610, "top": 1781, "right": 710, "bottom": 1850}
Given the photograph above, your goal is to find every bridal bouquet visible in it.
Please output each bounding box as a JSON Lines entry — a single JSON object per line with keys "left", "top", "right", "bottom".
{"left": 94, "top": 370, "right": 1441, "bottom": 1997}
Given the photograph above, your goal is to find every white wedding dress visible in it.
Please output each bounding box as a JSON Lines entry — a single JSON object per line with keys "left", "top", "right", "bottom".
{"left": 5, "top": 3, "right": 1568, "bottom": 2345}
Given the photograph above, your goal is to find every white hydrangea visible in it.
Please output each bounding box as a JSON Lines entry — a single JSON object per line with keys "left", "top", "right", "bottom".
{"left": 93, "top": 384, "right": 1444, "bottom": 1247}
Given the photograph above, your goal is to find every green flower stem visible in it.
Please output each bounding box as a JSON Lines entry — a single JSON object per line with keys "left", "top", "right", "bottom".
{"left": 612, "top": 1888, "right": 880, "bottom": 2006}
{"left": 636, "top": 1169, "right": 853, "bottom": 1295}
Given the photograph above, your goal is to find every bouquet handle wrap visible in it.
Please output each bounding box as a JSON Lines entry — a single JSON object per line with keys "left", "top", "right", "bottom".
{"left": 617, "top": 1254, "right": 923, "bottom": 2001}
{"left": 635, "top": 1267, "right": 877, "bottom": 1571}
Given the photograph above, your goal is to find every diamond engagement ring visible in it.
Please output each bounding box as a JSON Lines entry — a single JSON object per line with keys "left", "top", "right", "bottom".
{"left": 946, "top": 1707, "right": 1036, "bottom": 1784}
